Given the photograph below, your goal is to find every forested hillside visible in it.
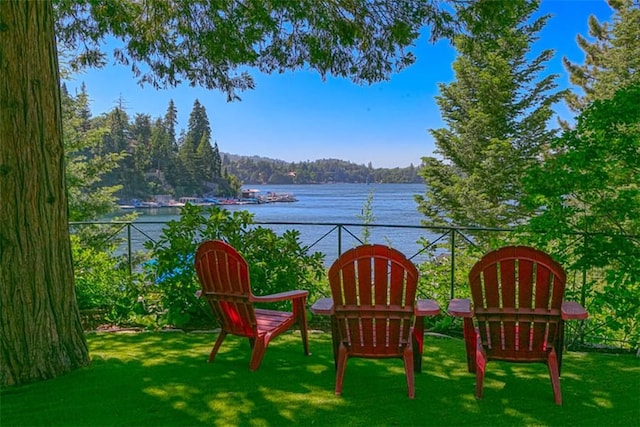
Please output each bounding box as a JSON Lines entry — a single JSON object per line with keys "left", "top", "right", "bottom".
{"left": 64, "top": 85, "right": 423, "bottom": 203}
{"left": 222, "top": 154, "right": 423, "bottom": 185}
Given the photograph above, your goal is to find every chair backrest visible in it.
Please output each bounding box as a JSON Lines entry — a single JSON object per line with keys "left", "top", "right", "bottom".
{"left": 328, "top": 244, "right": 419, "bottom": 357}
{"left": 468, "top": 246, "right": 567, "bottom": 361}
{"left": 195, "top": 240, "right": 256, "bottom": 336}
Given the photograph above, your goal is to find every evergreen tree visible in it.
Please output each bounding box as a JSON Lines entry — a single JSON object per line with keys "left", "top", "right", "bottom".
{"left": 97, "top": 106, "right": 132, "bottom": 197}
{"left": 149, "top": 117, "right": 170, "bottom": 172}
{"left": 76, "top": 82, "right": 91, "bottom": 132}
{"left": 563, "top": 0, "right": 640, "bottom": 112}
{"left": 416, "top": 0, "right": 564, "bottom": 229}
{"left": 163, "top": 102, "right": 182, "bottom": 191}
{"left": 62, "top": 84, "right": 125, "bottom": 221}
{"left": 129, "top": 113, "right": 153, "bottom": 196}
{"left": 178, "top": 99, "right": 214, "bottom": 195}
{"left": 186, "top": 99, "right": 211, "bottom": 148}
{"left": 212, "top": 141, "right": 222, "bottom": 179}
{"left": 196, "top": 128, "right": 215, "bottom": 182}
{"left": 132, "top": 113, "right": 152, "bottom": 172}
{"left": 164, "top": 99, "right": 178, "bottom": 149}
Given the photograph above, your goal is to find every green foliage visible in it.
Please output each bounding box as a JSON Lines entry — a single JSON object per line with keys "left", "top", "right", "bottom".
{"left": 145, "top": 204, "right": 325, "bottom": 328}
{"left": 522, "top": 84, "right": 640, "bottom": 348}
{"left": 176, "top": 99, "right": 219, "bottom": 196}
{"left": 71, "top": 236, "right": 148, "bottom": 326}
{"left": 224, "top": 156, "right": 423, "bottom": 184}
{"left": 62, "top": 84, "right": 125, "bottom": 221}
{"left": 54, "top": 1, "right": 455, "bottom": 101}
{"left": 563, "top": 0, "right": 640, "bottom": 113}
{"left": 417, "top": 0, "right": 564, "bottom": 231}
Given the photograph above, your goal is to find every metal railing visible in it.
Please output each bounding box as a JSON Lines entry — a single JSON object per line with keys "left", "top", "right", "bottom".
{"left": 69, "top": 219, "right": 637, "bottom": 350}
{"left": 70, "top": 219, "right": 513, "bottom": 292}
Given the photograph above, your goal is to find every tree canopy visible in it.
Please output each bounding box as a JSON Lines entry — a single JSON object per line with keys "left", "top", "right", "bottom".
{"left": 54, "top": 0, "right": 453, "bottom": 100}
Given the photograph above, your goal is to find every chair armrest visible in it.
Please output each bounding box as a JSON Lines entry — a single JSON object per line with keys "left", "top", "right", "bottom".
{"left": 251, "top": 289, "right": 308, "bottom": 303}
{"left": 561, "top": 301, "right": 588, "bottom": 320}
{"left": 415, "top": 299, "right": 440, "bottom": 316}
{"left": 448, "top": 298, "right": 473, "bottom": 318}
{"left": 310, "top": 297, "right": 334, "bottom": 315}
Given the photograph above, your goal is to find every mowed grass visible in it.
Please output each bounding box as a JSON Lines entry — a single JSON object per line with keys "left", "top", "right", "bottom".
{"left": 1, "top": 331, "right": 638, "bottom": 426}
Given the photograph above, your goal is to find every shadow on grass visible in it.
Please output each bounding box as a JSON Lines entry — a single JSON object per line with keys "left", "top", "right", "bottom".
{"left": 1, "top": 332, "right": 638, "bottom": 426}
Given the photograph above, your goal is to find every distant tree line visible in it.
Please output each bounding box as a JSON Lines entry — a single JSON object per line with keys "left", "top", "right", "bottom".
{"left": 223, "top": 155, "right": 422, "bottom": 185}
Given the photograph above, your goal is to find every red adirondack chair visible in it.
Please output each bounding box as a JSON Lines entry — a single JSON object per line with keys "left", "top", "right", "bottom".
{"left": 448, "top": 246, "right": 588, "bottom": 404}
{"left": 318, "top": 244, "right": 440, "bottom": 399}
{"left": 194, "top": 240, "right": 310, "bottom": 371}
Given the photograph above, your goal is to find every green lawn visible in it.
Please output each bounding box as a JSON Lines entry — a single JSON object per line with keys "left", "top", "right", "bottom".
{"left": 1, "top": 332, "right": 638, "bottom": 426}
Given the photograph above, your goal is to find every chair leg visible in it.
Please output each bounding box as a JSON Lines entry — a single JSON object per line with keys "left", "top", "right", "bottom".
{"left": 556, "top": 320, "right": 565, "bottom": 376}
{"left": 330, "top": 316, "right": 339, "bottom": 370}
{"left": 548, "top": 348, "right": 563, "bottom": 405}
{"left": 249, "top": 336, "right": 268, "bottom": 371}
{"left": 294, "top": 298, "right": 310, "bottom": 356}
{"left": 463, "top": 318, "right": 477, "bottom": 373}
{"left": 209, "top": 331, "right": 227, "bottom": 363}
{"left": 475, "top": 347, "right": 486, "bottom": 400}
{"left": 412, "top": 322, "right": 424, "bottom": 373}
{"left": 403, "top": 345, "right": 415, "bottom": 399}
{"left": 335, "top": 343, "right": 348, "bottom": 396}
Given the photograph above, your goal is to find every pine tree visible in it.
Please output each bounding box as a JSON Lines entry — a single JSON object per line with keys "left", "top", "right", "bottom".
{"left": 129, "top": 113, "right": 152, "bottom": 197}
{"left": 196, "top": 128, "right": 215, "bottom": 182}
{"left": 563, "top": 0, "right": 640, "bottom": 112}
{"left": 178, "top": 99, "right": 214, "bottom": 195}
{"left": 164, "top": 99, "right": 178, "bottom": 148}
{"left": 212, "top": 141, "right": 222, "bottom": 179}
{"left": 416, "top": 0, "right": 564, "bottom": 229}
{"left": 161, "top": 100, "right": 180, "bottom": 191}
{"left": 186, "top": 99, "right": 211, "bottom": 148}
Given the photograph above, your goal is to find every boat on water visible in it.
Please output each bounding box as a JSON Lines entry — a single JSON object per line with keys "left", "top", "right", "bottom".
{"left": 119, "top": 199, "right": 169, "bottom": 209}
{"left": 264, "top": 191, "right": 298, "bottom": 203}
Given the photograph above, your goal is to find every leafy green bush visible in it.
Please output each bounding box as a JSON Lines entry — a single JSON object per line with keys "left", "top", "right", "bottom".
{"left": 71, "top": 235, "right": 148, "bottom": 326}
{"left": 145, "top": 204, "right": 326, "bottom": 328}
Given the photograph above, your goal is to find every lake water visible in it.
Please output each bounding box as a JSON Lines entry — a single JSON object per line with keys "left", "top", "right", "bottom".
{"left": 118, "top": 183, "right": 444, "bottom": 264}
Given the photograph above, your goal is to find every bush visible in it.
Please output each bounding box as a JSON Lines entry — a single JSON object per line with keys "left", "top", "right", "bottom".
{"left": 145, "top": 204, "right": 325, "bottom": 328}
{"left": 71, "top": 235, "right": 149, "bottom": 326}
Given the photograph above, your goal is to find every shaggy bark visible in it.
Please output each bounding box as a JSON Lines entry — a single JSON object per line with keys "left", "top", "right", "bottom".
{"left": 0, "top": 0, "right": 89, "bottom": 386}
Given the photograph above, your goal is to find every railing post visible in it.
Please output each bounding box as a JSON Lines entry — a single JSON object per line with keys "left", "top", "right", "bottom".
{"left": 337, "top": 225, "right": 342, "bottom": 257}
{"left": 127, "top": 223, "right": 132, "bottom": 277}
{"left": 450, "top": 229, "right": 456, "bottom": 300}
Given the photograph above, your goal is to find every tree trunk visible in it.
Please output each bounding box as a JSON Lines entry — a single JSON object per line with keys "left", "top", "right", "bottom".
{"left": 0, "top": 0, "right": 90, "bottom": 386}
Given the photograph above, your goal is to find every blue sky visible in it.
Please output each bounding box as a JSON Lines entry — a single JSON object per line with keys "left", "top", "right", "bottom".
{"left": 64, "top": 0, "right": 614, "bottom": 168}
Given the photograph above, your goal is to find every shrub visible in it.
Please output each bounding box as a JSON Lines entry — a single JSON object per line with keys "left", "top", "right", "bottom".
{"left": 71, "top": 235, "right": 148, "bottom": 326}
{"left": 145, "top": 204, "right": 325, "bottom": 328}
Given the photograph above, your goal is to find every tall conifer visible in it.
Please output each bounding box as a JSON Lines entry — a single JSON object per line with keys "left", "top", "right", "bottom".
{"left": 417, "top": 0, "right": 563, "bottom": 229}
